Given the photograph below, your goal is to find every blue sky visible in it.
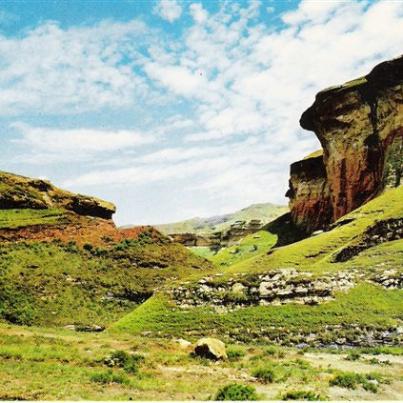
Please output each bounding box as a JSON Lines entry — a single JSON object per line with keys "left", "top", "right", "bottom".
{"left": 0, "top": 0, "right": 402, "bottom": 225}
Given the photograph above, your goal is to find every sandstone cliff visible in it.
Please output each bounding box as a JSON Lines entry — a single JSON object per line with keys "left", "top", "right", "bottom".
{"left": 0, "top": 171, "right": 115, "bottom": 219}
{"left": 288, "top": 56, "right": 403, "bottom": 233}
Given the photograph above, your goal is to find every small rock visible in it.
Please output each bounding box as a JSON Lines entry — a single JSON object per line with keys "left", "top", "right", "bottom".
{"left": 231, "top": 282, "right": 246, "bottom": 294}
{"left": 176, "top": 338, "right": 192, "bottom": 349}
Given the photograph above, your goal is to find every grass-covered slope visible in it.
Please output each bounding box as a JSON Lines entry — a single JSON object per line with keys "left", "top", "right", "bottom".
{"left": 113, "top": 187, "right": 403, "bottom": 343}
{"left": 149, "top": 202, "right": 288, "bottom": 236}
{"left": 0, "top": 233, "right": 211, "bottom": 327}
{"left": 0, "top": 208, "right": 67, "bottom": 229}
{"left": 0, "top": 171, "right": 212, "bottom": 327}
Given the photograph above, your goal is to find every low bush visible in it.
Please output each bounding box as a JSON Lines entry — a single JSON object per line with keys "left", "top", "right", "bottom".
{"left": 330, "top": 371, "right": 385, "bottom": 393}
{"left": 345, "top": 351, "right": 361, "bottom": 361}
{"left": 227, "top": 347, "right": 245, "bottom": 361}
{"left": 90, "top": 369, "right": 129, "bottom": 385}
{"left": 330, "top": 372, "right": 363, "bottom": 389}
{"left": 105, "top": 350, "right": 144, "bottom": 374}
{"left": 252, "top": 366, "right": 275, "bottom": 383}
{"left": 215, "top": 384, "right": 258, "bottom": 401}
{"left": 281, "top": 390, "right": 323, "bottom": 401}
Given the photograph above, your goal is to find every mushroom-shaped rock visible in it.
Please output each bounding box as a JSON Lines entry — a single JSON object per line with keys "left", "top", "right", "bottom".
{"left": 194, "top": 337, "right": 227, "bottom": 360}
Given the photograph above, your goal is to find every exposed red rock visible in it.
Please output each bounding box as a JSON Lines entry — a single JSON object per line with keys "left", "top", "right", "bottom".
{"left": 0, "top": 170, "right": 165, "bottom": 246}
{"left": 286, "top": 152, "right": 332, "bottom": 233}
{"left": 288, "top": 56, "right": 403, "bottom": 232}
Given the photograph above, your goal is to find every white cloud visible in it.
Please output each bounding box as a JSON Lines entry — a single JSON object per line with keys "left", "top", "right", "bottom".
{"left": 0, "top": 20, "right": 151, "bottom": 115}
{"left": 153, "top": 0, "right": 182, "bottom": 23}
{"left": 4, "top": 0, "right": 403, "bottom": 224}
{"left": 144, "top": 62, "right": 205, "bottom": 96}
{"left": 10, "top": 122, "right": 154, "bottom": 163}
{"left": 189, "top": 3, "right": 208, "bottom": 24}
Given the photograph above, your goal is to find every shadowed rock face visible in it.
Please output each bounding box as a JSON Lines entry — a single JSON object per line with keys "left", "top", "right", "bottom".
{"left": 288, "top": 56, "right": 403, "bottom": 232}
{"left": 286, "top": 153, "right": 332, "bottom": 233}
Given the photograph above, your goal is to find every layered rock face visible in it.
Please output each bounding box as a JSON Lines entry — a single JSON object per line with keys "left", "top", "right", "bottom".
{"left": 288, "top": 56, "right": 403, "bottom": 232}
{"left": 0, "top": 171, "right": 116, "bottom": 219}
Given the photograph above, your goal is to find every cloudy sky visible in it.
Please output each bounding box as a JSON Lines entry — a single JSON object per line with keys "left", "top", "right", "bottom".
{"left": 0, "top": 0, "right": 402, "bottom": 225}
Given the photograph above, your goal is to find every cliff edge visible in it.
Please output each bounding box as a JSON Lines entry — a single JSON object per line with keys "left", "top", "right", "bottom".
{"left": 288, "top": 56, "right": 402, "bottom": 233}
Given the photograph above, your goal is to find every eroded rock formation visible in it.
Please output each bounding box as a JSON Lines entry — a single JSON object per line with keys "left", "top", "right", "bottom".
{"left": 0, "top": 171, "right": 116, "bottom": 219}
{"left": 0, "top": 170, "right": 164, "bottom": 246}
{"left": 288, "top": 56, "right": 403, "bottom": 232}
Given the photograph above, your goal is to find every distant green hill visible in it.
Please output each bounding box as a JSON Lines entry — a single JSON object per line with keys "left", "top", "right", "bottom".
{"left": 150, "top": 202, "right": 288, "bottom": 235}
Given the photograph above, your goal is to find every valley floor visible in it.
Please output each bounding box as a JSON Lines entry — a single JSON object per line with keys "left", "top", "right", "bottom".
{"left": 0, "top": 323, "right": 402, "bottom": 400}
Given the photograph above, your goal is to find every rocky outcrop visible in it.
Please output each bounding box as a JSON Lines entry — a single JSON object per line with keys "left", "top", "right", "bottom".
{"left": 172, "top": 268, "right": 356, "bottom": 312}
{"left": 288, "top": 56, "right": 403, "bottom": 233}
{"left": 0, "top": 171, "right": 115, "bottom": 219}
{"left": 332, "top": 217, "right": 403, "bottom": 262}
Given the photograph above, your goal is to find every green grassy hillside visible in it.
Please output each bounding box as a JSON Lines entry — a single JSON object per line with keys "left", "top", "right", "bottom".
{"left": 113, "top": 187, "right": 403, "bottom": 343}
{"left": 147, "top": 202, "right": 288, "bottom": 236}
{"left": 0, "top": 233, "right": 211, "bottom": 327}
{"left": 0, "top": 171, "right": 212, "bottom": 327}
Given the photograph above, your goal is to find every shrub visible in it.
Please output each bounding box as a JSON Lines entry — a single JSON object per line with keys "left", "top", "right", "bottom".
{"left": 252, "top": 366, "right": 275, "bottom": 383}
{"left": 265, "top": 346, "right": 285, "bottom": 358}
{"left": 345, "top": 351, "right": 361, "bottom": 361}
{"left": 330, "top": 372, "right": 363, "bottom": 389}
{"left": 227, "top": 347, "right": 245, "bottom": 361}
{"left": 105, "top": 350, "right": 145, "bottom": 374}
{"left": 90, "top": 369, "right": 129, "bottom": 385}
{"left": 265, "top": 346, "right": 277, "bottom": 356}
{"left": 281, "top": 390, "right": 323, "bottom": 401}
{"left": 215, "top": 384, "right": 258, "bottom": 401}
{"left": 330, "top": 371, "right": 384, "bottom": 393}
{"left": 362, "top": 381, "right": 378, "bottom": 393}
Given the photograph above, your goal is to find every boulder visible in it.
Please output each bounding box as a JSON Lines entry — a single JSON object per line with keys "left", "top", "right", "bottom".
{"left": 194, "top": 337, "right": 227, "bottom": 360}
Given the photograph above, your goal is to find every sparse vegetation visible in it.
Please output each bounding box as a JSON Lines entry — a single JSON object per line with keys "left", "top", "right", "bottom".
{"left": 215, "top": 383, "right": 258, "bottom": 401}
{"left": 90, "top": 369, "right": 130, "bottom": 385}
{"left": 252, "top": 366, "right": 275, "bottom": 383}
{"left": 345, "top": 351, "right": 361, "bottom": 361}
{"left": 280, "top": 390, "right": 324, "bottom": 401}
{"left": 329, "top": 371, "right": 387, "bottom": 393}
{"left": 104, "top": 350, "right": 144, "bottom": 374}
{"left": 227, "top": 347, "right": 246, "bottom": 361}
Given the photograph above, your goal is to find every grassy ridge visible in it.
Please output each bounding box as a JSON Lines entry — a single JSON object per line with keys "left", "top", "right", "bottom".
{"left": 0, "top": 236, "right": 211, "bottom": 327}
{"left": 113, "top": 282, "right": 403, "bottom": 338}
{"left": 113, "top": 187, "right": 403, "bottom": 339}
